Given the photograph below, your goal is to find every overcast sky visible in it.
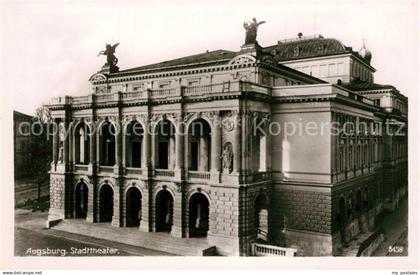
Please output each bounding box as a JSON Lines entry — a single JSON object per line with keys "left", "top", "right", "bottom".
{"left": 1, "top": 0, "right": 418, "bottom": 115}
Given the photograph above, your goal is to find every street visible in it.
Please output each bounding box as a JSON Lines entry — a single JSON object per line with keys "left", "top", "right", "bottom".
{"left": 372, "top": 195, "right": 408, "bottom": 256}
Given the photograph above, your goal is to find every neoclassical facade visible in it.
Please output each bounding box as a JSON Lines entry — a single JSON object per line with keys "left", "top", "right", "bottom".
{"left": 47, "top": 26, "right": 407, "bottom": 256}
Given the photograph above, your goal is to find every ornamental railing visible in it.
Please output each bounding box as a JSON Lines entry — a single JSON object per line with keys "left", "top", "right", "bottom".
{"left": 98, "top": 166, "right": 114, "bottom": 174}
{"left": 187, "top": 171, "right": 211, "bottom": 181}
{"left": 155, "top": 169, "right": 175, "bottom": 177}
{"left": 126, "top": 167, "right": 143, "bottom": 175}
{"left": 251, "top": 243, "right": 297, "bottom": 257}
{"left": 149, "top": 88, "right": 177, "bottom": 98}
{"left": 49, "top": 80, "right": 275, "bottom": 106}
{"left": 74, "top": 164, "right": 89, "bottom": 172}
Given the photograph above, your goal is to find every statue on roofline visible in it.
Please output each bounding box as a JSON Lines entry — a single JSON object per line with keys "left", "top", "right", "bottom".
{"left": 97, "top": 43, "right": 120, "bottom": 66}
{"left": 243, "top": 18, "right": 266, "bottom": 45}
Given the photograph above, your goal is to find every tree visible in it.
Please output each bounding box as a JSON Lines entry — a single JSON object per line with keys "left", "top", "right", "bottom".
{"left": 30, "top": 104, "right": 52, "bottom": 202}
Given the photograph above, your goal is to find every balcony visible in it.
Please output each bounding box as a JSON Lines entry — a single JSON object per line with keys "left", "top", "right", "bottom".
{"left": 187, "top": 171, "right": 211, "bottom": 182}
{"left": 49, "top": 81, "right": 272, "bottom": 107}
{"left": 98, "top": 166, "right": 114, "bottom": 174}
{"left": 74, "top": 164, "right": 89, "bottom": 173}
{"left": 154, "top": 169, "right": 175, "bottom": 178}
{"left": 126, "top": 167, "right": 143, "bottom": 176}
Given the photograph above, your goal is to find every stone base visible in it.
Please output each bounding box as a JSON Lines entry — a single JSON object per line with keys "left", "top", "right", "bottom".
{"left": 170, "top": 225, "right": 183, "bottom": 238}
{"left": 139, "top": 220, "right": 150, "bottom": 232}
{"left": 283, "top": 229, "right": 333, "bottom": 256}
{"left": 207, "top": 234, "right": 240, "bottom": 256}
{"left": 47, "top": 208, "right": 65, "bottom": 228}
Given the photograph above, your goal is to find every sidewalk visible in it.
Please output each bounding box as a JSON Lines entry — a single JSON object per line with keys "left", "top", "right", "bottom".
{"left": 372, "top": 195, "right": 408, "bottom": 256}
{"left": 15, "top": 211, "right": 175, "bottom": 256}
{"left": 15, "top": 210, "right": 213, "bottom": 256}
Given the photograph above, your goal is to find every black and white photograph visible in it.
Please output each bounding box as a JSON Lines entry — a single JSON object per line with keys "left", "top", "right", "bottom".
{"left": 1, "top": 0, "right": 419, "bottom": 273}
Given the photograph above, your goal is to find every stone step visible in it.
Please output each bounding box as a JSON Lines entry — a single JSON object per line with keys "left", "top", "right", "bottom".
{"left": 53, "top": 220, "right": 211, "bottom": 256}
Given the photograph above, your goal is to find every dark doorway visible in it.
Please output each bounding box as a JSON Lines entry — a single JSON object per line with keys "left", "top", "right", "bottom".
{"left": 155, "top": 190, "right": 173, "bottom": 232}
{"left": 254, "top": 193, "right": 268, "bottom": 238}
{"left": 99, "top": 184, "right": 114, "bottom": 223}
{"left": 132, "top": 141, "right": 142, "bottom": 168}
{"left": 190, "top": 141, "right": 198, "bottom": 171}
{"left": 75, "top": 181, "right": 88, "bottom": 219}
{"left": 126, "top": 187, "right": 142, "bottom": 227}
{"left": 188, "top": 193, "right": 209, "bottom": 237}
{"left": 158, "top": 142, "right": 169, "bottom": 169}
{"left": 106, "top": 139, "right": 115, "bottom": 166}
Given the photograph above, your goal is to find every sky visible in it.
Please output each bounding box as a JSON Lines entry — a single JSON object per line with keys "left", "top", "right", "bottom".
{"left": 1, "top": 0, "right": 418, "bottom": 116}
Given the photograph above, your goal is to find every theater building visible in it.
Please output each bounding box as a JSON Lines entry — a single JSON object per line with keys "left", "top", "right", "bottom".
{"left": 47, "top": 21, "right": 407, "bottom": 256}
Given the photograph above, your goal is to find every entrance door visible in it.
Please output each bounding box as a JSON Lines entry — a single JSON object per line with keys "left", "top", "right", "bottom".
{"left": 155, "top": 190, "right": 173, "bottom": 232}
{"left": 126, "top": 187, "right": 142, "bottom": 227}
{"left": 99, "top": 184, "right": 114, "bottom": 222}
{"left": 75, "top": 181, "right": 88, "bottom": 219}
{"left": 188, "top": 193, "right": 209, "bottom": 237}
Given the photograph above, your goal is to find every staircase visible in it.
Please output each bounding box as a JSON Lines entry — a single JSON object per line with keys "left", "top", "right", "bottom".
{"left": 52, "top": 219, "right": 215, "bottom": 256}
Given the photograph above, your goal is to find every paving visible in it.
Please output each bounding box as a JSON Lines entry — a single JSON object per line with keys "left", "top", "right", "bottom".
{"left": 52, "top": 219, "right": 212, "bottom": 256}
{"left": 15, "top": 210, "right": 212, "bottom": 256}
{"left": 15, "top": 211, "right": 175, "bottom": 256}
{"left": 372, "top": 196, "right": 408, "bottom": 256}
{"left": 340, "top": 195, "right": 408, "bottom": 256}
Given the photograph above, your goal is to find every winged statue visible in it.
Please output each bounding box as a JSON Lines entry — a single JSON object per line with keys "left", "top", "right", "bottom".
{"left": 97, "top": 43, "right": 120, "bottom": 66}
{"left": 243, "top": 18, "right": 266, "bottom": 45}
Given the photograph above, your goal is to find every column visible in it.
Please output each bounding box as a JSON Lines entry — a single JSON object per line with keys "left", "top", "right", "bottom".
{"left": 52, "top": 119, "right": 58, "bottom": 164}
{"left": 259, "top": 135, "right": 267, "bottom": 171}
{"left": 63, "top": 120, "right": 70, "bottom": 165}
{"left": 122, "top": 128, "right": 127, "bottom": 167}
{"left": 199, "top": 136, "right": 208, "bottom": 171}
{"left": 88, "top": 124, "right": 96, "bottom": 174}
{"left": 115, "top": 120, "right": 123, "bottom": 168}
{"left": 142, "top": 119, "right": 150, "bottom": 172}
{"left": 175, "top": 123, "right": 184, "bottom": 179}
{"left": 150, "top": 126, "right": 156, "bottom": 170}
{"left": 233, "top": 113, "right": 242, "bottom": 174}
{"left": 211, "top": 113, "right": 221, "bottom": 173}
{"left": 96, "top": 128, "right": 102, "bottom": 165}
{"left": 170, "top": 135, "right": 176, "bottom": 169}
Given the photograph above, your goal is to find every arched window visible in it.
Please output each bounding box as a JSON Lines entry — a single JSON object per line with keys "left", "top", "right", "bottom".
{"left": 155, "top": 119, "right": 176, "bottom": 169}
{"left": 99, "top": 121, "right": 116, "bottom": 166}
{"left": 188, "top": 119, "right": 211, "bottom": 171}
{"left": 75, "top": 122, "right": 90, "bottom": 164}
{"left": 126, "top": 121, "right": 144, "bottom": 168}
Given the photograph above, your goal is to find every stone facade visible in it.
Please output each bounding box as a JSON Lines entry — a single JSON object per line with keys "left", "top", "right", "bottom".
{"left": 46, "top": 31, "right": 407, "bottom": 256}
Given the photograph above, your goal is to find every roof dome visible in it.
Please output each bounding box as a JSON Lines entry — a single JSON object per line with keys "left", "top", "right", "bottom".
{"left": 358, "top": 39, "right": 372, "bottom": 64}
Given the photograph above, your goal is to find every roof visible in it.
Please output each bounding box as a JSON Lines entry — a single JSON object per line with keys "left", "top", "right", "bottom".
{"left": 264, "top": 36, "right": 372, "bottom": 67}
{"left": 339, "top": 79, "right": 396, "bottom": 92}
{"left": 118, "top": 49, "right": 237, "bottom": 74}
{"left": 13, "top": 110, "right": 33, "bottom": 120}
